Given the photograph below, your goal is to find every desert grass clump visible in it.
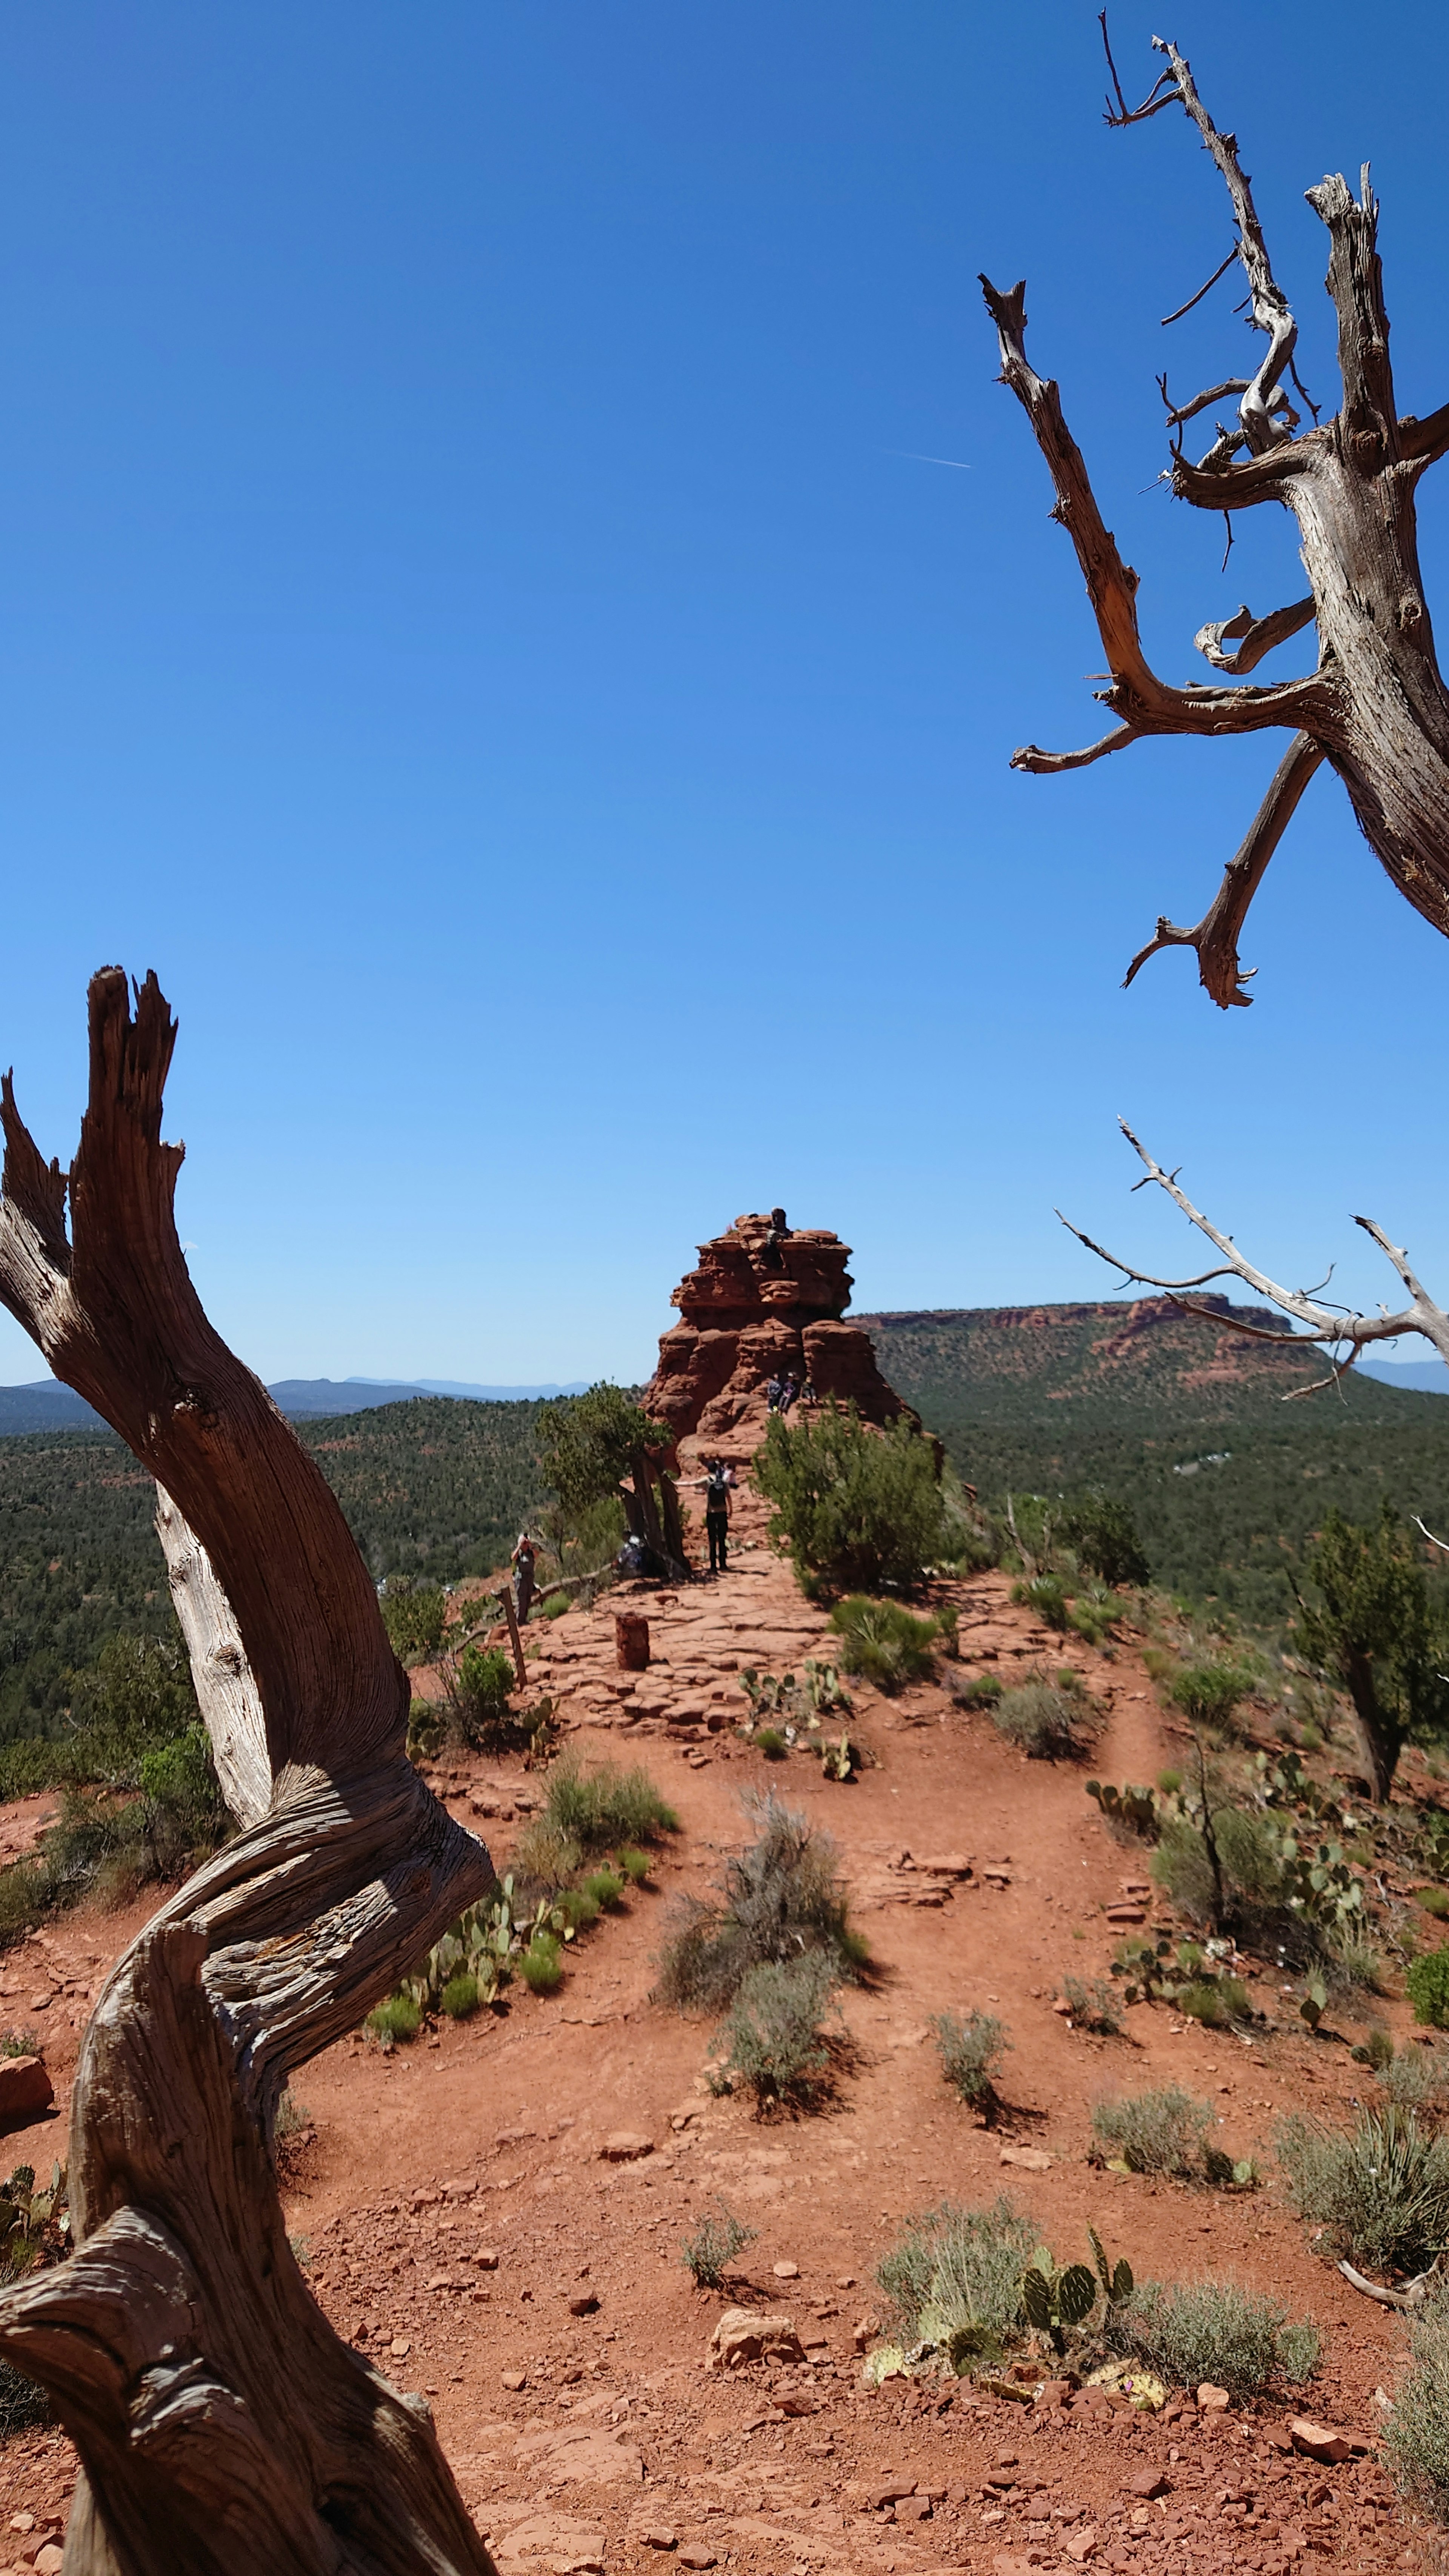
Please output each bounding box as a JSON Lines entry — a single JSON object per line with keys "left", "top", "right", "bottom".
{"left": 655, "top": 1794, "right": 864, "bottom": 2013}
{"left": 992, "top": 1676, "right": 1101, "bottom": 1762}
{"left": 1092, "top": 2084, "right": 1213, "bottom": 2179}
{"left": 1386, "top": 2288, "right": 1449, "bottom": 2519}
{"left": 1060, "top": 1975, "right": 1124, "bottom": 2036}
{"left": 543, "top": 1759, "right": 678, "bottom": 1855}
{"left": 829, "top": 1596, "right": 940, "bottom": 1695}
{"left": 440, "top": 1972, "right": 480, "bottom": 2020}
{"left": 931, "top": 2010, "right": 1011, "bottom": 2119}
{"left": 614, "top": 1845, "right": 652, "bottom": 1886}
{"left": 712, "top": 1953, "right": 841, "bottom": 2109}
{"left": 1408, "top": 1945, "right": 1449, "bottom": 2029}
{"left": 581, "top": 1866, "right": 625, "bottom": 1913}
{"left": 1381, "top": 2042, "right": 1449, "bottom": 2119}
{"left": 680, "top": 2200, "right": 757, "bottom": 2289}
{"left": 1176, "top": 1976, "right": 1251, "bottom": 2029}
{"left": 518, "top": 1933, "right": 565, "bottom": 1995}
{"left": 1109, "top": 2278, "right": 1318, "bottom": 2402}
{"left": 365, "top": 1994, "right": 422, "bottom": 2047}
{"left": 1168, "top": 1662, "right": 1256, "bottom": 1732}
{"left": 755, "top": 1727, "right": 789, "bottom": 1761}
{"left": 1277, "top": 2104, "right": 1449, "bottom": 2277}
{"left": 876, "top": 2197, "right": 1036, "bottom": 2368}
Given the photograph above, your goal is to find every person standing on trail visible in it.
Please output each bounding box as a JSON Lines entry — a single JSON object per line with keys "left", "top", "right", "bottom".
{"left": 765, "top": 1373, "right": 784, "bottom": 1413}
{"left": 701, "top": 1458, "right": 733, "bottom": 1574}
{"left": 681, "top": 1459, "right": 734, "bottom": 1575}
{"left": 511, "top": 1531, "right": 538, "bottom": 1625}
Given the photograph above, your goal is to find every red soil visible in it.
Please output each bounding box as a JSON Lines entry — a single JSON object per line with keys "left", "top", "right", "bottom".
{"left": 0, "top": 1473, "right": 1437, "bottom": 2571}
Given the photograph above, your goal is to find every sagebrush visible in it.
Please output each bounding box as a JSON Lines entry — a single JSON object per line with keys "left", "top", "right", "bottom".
{"left": 655, "top": 1795, "right": 864, "bottom": 2013}
{"left": 1277, "top": 2105, "right": 1449, "bottom": 2276}
{"left": 1109, "top": 2278, "right": 1318, "bottom": 2402}
{"left": 876, "top": 2198, "right": 1036, "bottom": 2369}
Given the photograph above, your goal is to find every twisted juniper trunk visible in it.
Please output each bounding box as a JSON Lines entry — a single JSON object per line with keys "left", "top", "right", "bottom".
{"left": 983, "top": 38, "right": 1449, "bottom": 1005}
{"left": 0, "top": 970, "right": 496, "bottom": 2576}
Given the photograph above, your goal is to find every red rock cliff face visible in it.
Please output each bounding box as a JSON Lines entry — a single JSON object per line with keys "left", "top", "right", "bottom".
{"left": 645, "top": 1212, "right": 910, "bottom": 1449}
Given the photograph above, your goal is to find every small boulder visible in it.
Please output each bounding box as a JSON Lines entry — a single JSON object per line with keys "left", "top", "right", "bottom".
{"left": 1288, "top": 2416, "right": 1369, "bottom": 2464}
{"left": 638, "top": 2530, "right": 678, "bottom": 2551}
{"left": 999, "top": 2145, "right": 1052, "bottom": 2174}
{"left": 1196, "top": 2382, "right": 1231, "bottom": 2411}
{"left": 707, "top": 2307, "right": 804, "bottom": 2368}
{"left": 569, "top": 2292, "right": 600, "bottom": 2316}
{"left": 600, "top": 2132, "right": 654, "bottom": 2161}
{"left": 0, "top": 2055, "right": 52, "bottom": 2125}
{"left": 1128, "top": 2470, "right": 1168, "bottom": 2499}
{"left": 772, "top": 2260, "right": 800, "bottom": 2279}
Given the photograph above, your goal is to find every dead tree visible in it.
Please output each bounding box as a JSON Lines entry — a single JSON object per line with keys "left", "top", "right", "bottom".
{"left": 0, "top": 968, "right": 497, "bottom": 2575}
{"left": 982, "top": 23, "right": 1449, "bottom": 1007}
{"left": 1061, "top": 1118, "right": 1449, "bottom": 1798}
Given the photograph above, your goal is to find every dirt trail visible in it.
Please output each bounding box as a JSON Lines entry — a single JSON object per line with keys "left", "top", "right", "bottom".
{"left": 0, "top": 1479, "right": 1434, "bottom": 2571}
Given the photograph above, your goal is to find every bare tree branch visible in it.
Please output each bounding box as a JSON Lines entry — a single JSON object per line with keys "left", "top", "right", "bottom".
{"left": 1195, "top": 598, "right": 1317, "bottom": 677}
{"left": 1122, "top": 731, "right": 1325, "bottom": 1007}
{"left": 1160, "top": 249, "right": 1239, "bottom": 330}
{"left": 1058, "top": 1120, "right": 1449, "bottom": 1381}
{"left": 978, "top": 275, "right": 1330, "bottom": 745}
{"left": 1011, "top": 722, "right": 1141, "bottom": 775}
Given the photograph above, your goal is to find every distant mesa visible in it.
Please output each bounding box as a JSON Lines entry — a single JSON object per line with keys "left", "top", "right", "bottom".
{"left": 645, "top": 1208, "right": 911, "bottom": 1447}
{"left": 0, "top": 1375, "right": 589, "bottom": 1439}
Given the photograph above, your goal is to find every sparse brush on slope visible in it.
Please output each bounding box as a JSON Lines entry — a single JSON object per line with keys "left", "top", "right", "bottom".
{"left": 876, "top": 2198, "right": 1037, "bottom": 2369}
{"left": 654, "top": 1795, "right": 865, "bottom": 2013}
{"left": 1387, "top": 2288, "right": 1449, "bottom": 2521}
{"left": 992, "top": 1675, "right": 1102, "bottom": 1762}
{"left": 680, "top": 2201, "right": 757, "bottom": 2289}
{"left": 1278, "top": 2105, "right": 1449, "bottom": 2277}
{"left": 931, "top": 2010, "right": 1011, "bottom": 2119}
{"left": 829, "top": 1596, "right": 940, "bottom": 1694}
{"left": 1108, "top": 2279, "right": 1318, "bottom": 2403}
{"left": 712, "top": 1953, "right": 842, "bottom": 2110}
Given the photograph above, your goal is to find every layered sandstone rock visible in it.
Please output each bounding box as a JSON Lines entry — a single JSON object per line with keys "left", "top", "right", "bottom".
{"left": 645, "top": 1210, "right": 909, "bottom": 1446}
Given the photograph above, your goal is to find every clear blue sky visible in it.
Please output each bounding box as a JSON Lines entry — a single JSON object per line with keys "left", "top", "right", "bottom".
{"left": 3, "top": 2, "right": 1449, "bottom": 1388}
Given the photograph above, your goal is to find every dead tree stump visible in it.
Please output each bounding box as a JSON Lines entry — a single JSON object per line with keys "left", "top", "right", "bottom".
{"left": 0, "top": 969, "right": 497, "bottom": 2576}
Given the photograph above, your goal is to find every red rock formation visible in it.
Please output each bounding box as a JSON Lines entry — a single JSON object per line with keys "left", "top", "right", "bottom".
{"left": 646, "top": 1211, "right": 911, "bottom": 1449}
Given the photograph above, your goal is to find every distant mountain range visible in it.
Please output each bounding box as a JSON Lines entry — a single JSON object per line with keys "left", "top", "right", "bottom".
{"left": 0, "top": 1375, "right": 589, "bottom": 1438}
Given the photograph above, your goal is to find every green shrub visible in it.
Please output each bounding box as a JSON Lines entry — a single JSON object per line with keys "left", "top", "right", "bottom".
{"left": 1060, "top": 1975, "right": 1123, "bottom": 2036}
{"left": 615, "top": 1845, "right": 652, "bottom": 1885}
{"left": 380, "top": 1579, "right": 447, "bottom": 1662}
{"left": 951, "top": 1672, "right": 1003, "bottom": 1709}
{"left": 1278, "top": 2105, "right": 1449, "bottom": 2275}
{"left": 931, "top": 2010, "right": 1011, "bottom": 2116}
{"left": 1409, "top": 1946, "right": 1449, "bottom": 2028}
{"left": 828, "top": 1596, "right": 940, "bottom": 1695}
{"left": 755, "top": 1728, "right": 788, "bottom": 1760}
{"left": 1150, "top": 1807, "right": 1285, "bottom": 1925}
{"left": 1420, "top": 1888, "right": 1449, "bottom": 1921}
{"left": 450, "top": 1645, "right": 516, "bottom": 1749}
{"left": 1011, "top": 1575, "right": 1071, "bottom": 1632}
{"left": 1386, "top": 2288, "right": 1449, "bottom": 2516}
{"left": 1176, "top": 1976, "right": 1251, "bottom": 2028}
{"left": 509, "top": 1820, "right": 583, "bottom": 1892}
{"left": 713, "top": 1953, "right": 840, "bottom": 2108}
{"left": 440, "top": 1972, "right": 480, "bottom": 2020}
{"left": 1169, "top": 1662, "right": 1255, "bottom": 1730}
{"left": 519, "top": 1934, "right": 565, "bottom": 1995}
{"left": 1382, "top": 2044, "right": 1449, "bottom": 2118}
{"left": 543, "top": 1760, "right": 678, "bottom": 1854}
{"left": 581, "top": 1867, "right": 625, "bottom": 1912}
{"left": 753, "top": 1403, "right": 945, "bottom": 1595}
{"left": 557, "top": 1884, "right": 601, "bottom": 1934}
{"left": 1092, "top": 2084, "right": 1213, "bottom": 2178}
{"left": 654, "top": 1795, "right": 861, "bottom": 2013}
{"left": 877, "top": 2197, "right": 1036, "bottom": 2368}
{"left": 1352, "top": 2025, "right": 1397, "bottom": 2075}
{"left": 1058, "top": 1495, "right": 1149, "bottom": 1590}
{"left": 366, "top": 1994, "right": 422, "bottom": 2045}
{"left": 680, "top": 2200, "right": 757, "bottom": 2288}
{"left": 1109, "top": 2278, "right": 1318, "bottom": 2401}
{"left": 992, "top": 1678, "right": 1100, "bottom": 1761}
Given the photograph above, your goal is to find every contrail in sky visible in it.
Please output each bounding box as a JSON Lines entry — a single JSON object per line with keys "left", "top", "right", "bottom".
{"left": 885, "top": 449, "right": 972, "bottom": 469}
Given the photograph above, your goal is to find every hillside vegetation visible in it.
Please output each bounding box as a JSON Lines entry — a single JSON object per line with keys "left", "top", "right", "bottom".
{"left": 859, "top": 1298, "right": 1449, "bottom": 1628}
{"left": 0, "top": 1399, "right": 546, "bottom": 1747}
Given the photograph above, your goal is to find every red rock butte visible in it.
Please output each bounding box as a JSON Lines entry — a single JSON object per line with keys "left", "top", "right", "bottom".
{"left": 644, "top": 1209, "right": 910, "bottom": 1452}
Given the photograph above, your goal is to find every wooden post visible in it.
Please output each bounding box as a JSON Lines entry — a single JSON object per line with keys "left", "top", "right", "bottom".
{"left": 497, "top": 1582, "right": 527, "bottom": 1690}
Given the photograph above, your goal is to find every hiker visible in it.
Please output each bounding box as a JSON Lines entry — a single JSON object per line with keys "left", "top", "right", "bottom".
{"left": 765, "top": 1373, "right": 784, "bottom": 1412}
{"left": 778, "top": 1371, "right": 800, "bottom": 1414}
{"left": 701, "top": 1457, "right": 733, "bottom": 1574}
{"left": 511, "top": 1531, "right": 538, "bottom": 1625}
{"left": 799, "top": 1375, "right": 816, "bottom": 1410}
{"left": 761, "top": 1206, "right": 790, "bottom": 1270}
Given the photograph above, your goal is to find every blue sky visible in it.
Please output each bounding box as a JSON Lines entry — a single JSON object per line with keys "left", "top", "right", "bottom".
{"left": 4, "top": 1, "right": 1449, "bottom": 1387}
